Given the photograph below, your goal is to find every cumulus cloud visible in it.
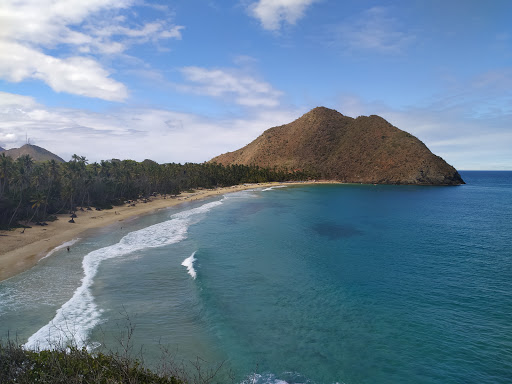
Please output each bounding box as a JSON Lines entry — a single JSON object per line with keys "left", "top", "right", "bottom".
{"left": 0, "top": 0, "right": 183, "bottom": 101}
{"left": 179, "top": 67, "right": 283, "bottom": 107}
{"left": 333, "top": 6, "right": 415, "bottom": 54}
{"left": 249, "top": 0, "right": 318, "bottom": 31}
{"left": 0, "top": 42, "right": 128, "bottom": 101}
{"left": 0, "top": 92, "right": 299, "bottom": 163}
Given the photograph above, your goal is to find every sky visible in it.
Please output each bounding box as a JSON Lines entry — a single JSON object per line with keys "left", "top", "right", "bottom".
{"left": 0, "top": 0, "right": 511, "bottom": 170}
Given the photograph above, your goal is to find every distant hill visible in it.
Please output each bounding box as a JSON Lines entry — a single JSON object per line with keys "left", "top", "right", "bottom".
{"left": 2, "top": 144, "right": 65, "bottom": 163}
{"left": 210, "top": 107, "right": 464, "bottom": 185}
{"left": 0, "top": 147, "right": 4, "bottom": 152}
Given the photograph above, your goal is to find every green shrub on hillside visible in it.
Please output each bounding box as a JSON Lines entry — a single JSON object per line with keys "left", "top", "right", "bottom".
{"left": 0, "top": 340, "right": 182, "bottom": 384}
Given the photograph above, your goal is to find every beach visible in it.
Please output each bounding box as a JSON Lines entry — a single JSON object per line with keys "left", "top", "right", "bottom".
{"left": 0, "top": 181, "right": 332, "bottom": 282}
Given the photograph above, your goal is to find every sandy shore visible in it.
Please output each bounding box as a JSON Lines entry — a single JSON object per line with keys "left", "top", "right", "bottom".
{"left": 0, "top": 181, "right": 336, "bottom": 282}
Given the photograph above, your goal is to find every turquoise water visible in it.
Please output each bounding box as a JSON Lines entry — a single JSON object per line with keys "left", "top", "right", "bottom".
{"left": 1, "top": 171, "right": 511, "bottom": 383}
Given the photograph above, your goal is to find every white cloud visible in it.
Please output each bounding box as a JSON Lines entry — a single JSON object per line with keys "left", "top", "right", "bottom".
{"left": 0, "top": 0, "right": 183, "bottom": 101}
{"left": 0, "top": 41, "right": 128, "bottom": 101}
{"left": 0, "top": 0, "right": 181, "bottom": 50}
{"left": 92, "top": 23, "right": 184, "bottom": 42}
{"left": 179, "top": 67, "right": 283, "bottom": 107}
{"left": 0, "top": 91, "right": 38, "bottom": 109}
{"left": 249, "top": 0, "right": 318, "bottom": 31}
{"left": 334, "top": 7, "right": 414, "bottom": 54}
{"left": 0, "top": 92, "right": 299, "bottom": 163}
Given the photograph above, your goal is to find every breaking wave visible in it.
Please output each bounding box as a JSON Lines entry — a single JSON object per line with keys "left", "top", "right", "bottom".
{"left": 25, "top": 200, "right": 223, "bottom": 350}
{"left": 182, "top": 251, "right": 197, "bottom": 279}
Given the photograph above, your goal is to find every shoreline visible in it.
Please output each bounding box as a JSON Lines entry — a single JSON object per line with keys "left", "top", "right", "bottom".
{"left": 0, "top": 181, "right": 337, "bottom": 282}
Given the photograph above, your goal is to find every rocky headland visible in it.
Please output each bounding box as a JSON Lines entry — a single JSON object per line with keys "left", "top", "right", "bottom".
{"left": 210, "top": 107, "right": 464, "bottom": 185}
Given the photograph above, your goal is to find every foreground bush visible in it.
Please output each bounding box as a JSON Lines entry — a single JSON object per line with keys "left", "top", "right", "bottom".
{"left": 0, "top": 339, "right": 182, "bottom": 384}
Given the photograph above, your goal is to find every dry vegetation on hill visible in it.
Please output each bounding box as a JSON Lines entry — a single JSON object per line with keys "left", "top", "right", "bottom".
{"left": 1, "top": 144, "right": 65, "bottom": 163}
{"left": 210, "top": 107, "right": 464, "bottom": 185}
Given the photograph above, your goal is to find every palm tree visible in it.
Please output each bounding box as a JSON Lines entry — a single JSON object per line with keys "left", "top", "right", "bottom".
{"left": 29, "top": 191, "right": 46, "bottom": 223}
{"left": 8, "top": 155, "right": 34, "bottom": 228}
{"left": 0, "top": 153, "right": 13, "bottom": 199}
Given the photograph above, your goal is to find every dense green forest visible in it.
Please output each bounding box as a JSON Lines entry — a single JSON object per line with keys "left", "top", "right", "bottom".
{"left": 0, "top": 153, "right": 314, "bottom": 228}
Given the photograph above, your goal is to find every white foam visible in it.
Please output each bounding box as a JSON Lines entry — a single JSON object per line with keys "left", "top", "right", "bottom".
{"left": 25, "top": 199, "right": 223, "bottom": 351}
{"left": 181, "top": 251, "right": 197, "bottom": 279}
{"left": 39, "top": 238, "right": 81, "bottom": 262}
{"left": 171, "top": 200, "right": 223, "bottom": 220}
{"left": 221, "top": 190, "right": 260, "bottom": 200}
{"left": 241, "top": 373, "right": 289, "bottom": 384}
{"left": 262, "top": 185, "right": 287, "bottom": 192}
{"left": 240, "top": 371, "right": 325, "bottom": 384}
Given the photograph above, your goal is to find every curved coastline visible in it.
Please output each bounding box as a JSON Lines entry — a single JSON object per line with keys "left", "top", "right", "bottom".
{"left": 0, "top": 181, "right": 338, "bottom": 282}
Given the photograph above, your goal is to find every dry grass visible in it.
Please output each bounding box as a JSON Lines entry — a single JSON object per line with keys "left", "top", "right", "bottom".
{"left": 211, "top": 107, "right": 464, "bottom": 185}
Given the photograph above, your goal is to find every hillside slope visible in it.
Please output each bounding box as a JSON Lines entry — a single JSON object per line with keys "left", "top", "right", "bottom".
{"left": 2, "top": 144, "right": 65, "bottom": 163}
{"left": 210, "top": 107, "right": 464, "bottom": 185}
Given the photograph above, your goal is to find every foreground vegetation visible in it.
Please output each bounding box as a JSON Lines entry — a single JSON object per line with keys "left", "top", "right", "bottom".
{"left": 0, "top": 153, "right": 314, "bottom": 228}
{"left": 0, "top": 339, "right": 183, "bottom": 383}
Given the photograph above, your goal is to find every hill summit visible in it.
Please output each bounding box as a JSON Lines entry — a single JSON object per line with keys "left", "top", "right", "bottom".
{"left": 210, "top": 107, "right": 464, "bottom": 185}
{"left": 1, "top": 144, "right": 65, "bottom": 163}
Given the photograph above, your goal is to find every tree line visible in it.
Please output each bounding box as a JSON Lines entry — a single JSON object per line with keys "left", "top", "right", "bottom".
{"left": 0, "top": 153, "right": 315, "bottom": 228}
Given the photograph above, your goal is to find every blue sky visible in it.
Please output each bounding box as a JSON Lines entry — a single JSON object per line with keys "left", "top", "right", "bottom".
{"left": 0, "top": 0, "right": 510, "bottom": 169}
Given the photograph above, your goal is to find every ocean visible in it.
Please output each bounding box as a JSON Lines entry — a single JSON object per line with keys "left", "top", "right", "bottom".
{"left": 1, "top": 171, "right": 511, "bottom": 384}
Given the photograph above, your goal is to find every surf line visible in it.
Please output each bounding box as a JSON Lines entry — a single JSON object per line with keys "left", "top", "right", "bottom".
{"left": 24, "top": 199, "right": 224, "bottom": 351}
{"left": 39, "top": 238, "right": 81, "bottom": 262}
{"left": 261, "top": 185, "right": 288, "bottom": 192}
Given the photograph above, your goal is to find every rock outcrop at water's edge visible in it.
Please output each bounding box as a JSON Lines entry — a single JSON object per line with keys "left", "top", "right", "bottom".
{"left": 210, "top": 107, "right": 464, "bottom": 185}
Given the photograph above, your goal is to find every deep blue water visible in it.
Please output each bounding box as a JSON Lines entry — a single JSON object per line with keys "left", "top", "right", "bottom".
{"left": 1, "top": 171, "right": 511, "bottom": 383}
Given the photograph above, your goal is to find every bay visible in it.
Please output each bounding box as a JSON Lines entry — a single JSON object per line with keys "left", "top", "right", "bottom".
{"left": 1, "top": 171, "right": 511, "bottom": 383}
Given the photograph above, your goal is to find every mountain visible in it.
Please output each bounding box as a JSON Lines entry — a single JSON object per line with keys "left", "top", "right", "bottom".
{"left": 2, "top": 144, "right": 65, "bottom": 163}
{"left": 0, "top": 147, "right": 4, "bottom": 152}
{"left": 210, "top": 107, "right": 464, "bottom": 185}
